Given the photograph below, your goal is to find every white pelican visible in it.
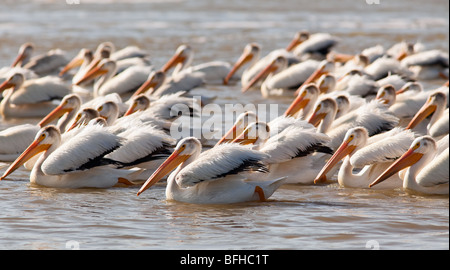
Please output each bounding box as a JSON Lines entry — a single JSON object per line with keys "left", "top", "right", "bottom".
{"left": 314, "top": 99, "right": 399, "bottom": 151}
{"left": 283, "top": 83, "right": 320, "bottom": 119}
{"left": 401, "top": 49, "right": 449, "bottom": 80}
{"left": 130, "top": 70, "right": 166, "bottom": 98}
{"left": 94, "top": 41, "right": 150, "bottom": 62}
{"left": 0, "top": 73, "right": 70, "bottom": 119}
{"left": 314, "top": 127, "right": 416, "bottom": 189}
{"left": 232, "top": 121, "right": 333, "bottom": 184}
{"left": 160, "top": 44, "right": 233, "bottom": 85}
{"left": 0, "top": 125, "right": 140, "bottom": 188}
{"left": 0, "top": 94, "right": 82, "bottom": 162}
{"left": 334, "top": 69, "right": 378, "bottom": 97}
{"left": 11, "top": 43, "right": 68, "bottom": 76}
{"left": 74, "top": 59, "right": 153, "bottom": 97}
{"left": 215, "top": 111, "right": 258, "bottom": 145}
{"left": 405, "top": 91, "right": 447, "bottom": 135}
{"left": 58, "top": 48, "right": 94, "bottom": 82}
{"left": 223, "top": 43, "right": 262, "bottom": 85}
{"left": 307, "top": 97, "right": 338, "bottom": 134}
{"left": 292, "top": 32, "right": 339, "bottom": 61}
{"left": 65, "top": 107, "right": 102, "bottom": 132}
{"left": 149, "top": 70, "right": 204, "bottom": 98}
{"left": 136, "top": 137, "right": 286, "bottom": 204}
{"left": 123, "top": 92, "right": 198, "bottom": 121}
{"left": 242, "top": 57, "right": 334, "bottom": 98}
{"left": 96, "top": 100, "right": 120, "bottom": 125}
{"left": 364, "top": 55, "right": 414, "bottom": 81}
{"left": 102, "top": 122, "right": 176, "bottom": 177}
{"left": 369, "top": 136, "right": 449, "bottom": 195}
{"left": 229, "top": 31, "right": 313, "bottom": 87}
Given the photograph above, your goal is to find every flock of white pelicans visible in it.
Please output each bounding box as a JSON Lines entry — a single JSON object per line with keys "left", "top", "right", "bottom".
{"left": 0, "top": 31, "right": 449, "bottom": 204}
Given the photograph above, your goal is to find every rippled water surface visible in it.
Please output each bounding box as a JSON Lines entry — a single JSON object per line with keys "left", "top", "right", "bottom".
{"left": 0, "top": 0, "right": 448, "bottom": 250}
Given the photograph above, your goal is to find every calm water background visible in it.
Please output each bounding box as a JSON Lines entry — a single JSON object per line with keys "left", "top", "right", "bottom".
{"left": 0, "top": 0, "right": 448, "bottom": 250}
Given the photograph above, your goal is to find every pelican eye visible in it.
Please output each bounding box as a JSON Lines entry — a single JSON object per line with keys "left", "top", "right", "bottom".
{"left": 98, "top": 105, "right": 104, "bottom": 112}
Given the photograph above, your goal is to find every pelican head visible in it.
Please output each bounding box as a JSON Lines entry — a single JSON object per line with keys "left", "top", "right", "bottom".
{"left": 216, "top": 111, "right": 258, "bottom": 145}
{"left": 375, "top": 84, "right": 396, "bottom": 106}
{"left": 224, "top": 43, "right": 261, "bottom": 85}
{"left": 0, "top": 73, "right": 25, "bottom": 92}
{"left": 0, "top": 125, "right": 60, "bottom": 181}
{"left": 397, "top": 81, "right": 423, "bottom": 94}
{"left": 308, "top": 97, "right": 338, "bottom": 128}
{"left": 59, "top": 48, "right": 93, "bottom": 77}
{"left": 316, "top": 74, "right": 336, "bottom": 94}
{"left": 11, "top": 43, "right": 34, "bottom": 67}
{"left": 132, "top": 70, "right": 166, "bottom": 97}
{"left": 137, "top": 137, "right": 202, "bottom": 196}
{"left": 406, "top": 91, "right": 447, "bottom": 130}
{"left": 334, "top": 95, "right": 351, "bottom": 118}
{"left": 97, "top": 101, "right": 119, "bottom": 125}
{"left": 161, "top": 44, "right": 193, "bottom": 73}
{"left": 242, "top": 55, "right": 288, "bottom": 93}
{"left": 73, "top": 59, "right": 116, "bottom": 86}
{"left": 38, "top": 94, "right": 82, "bottom": 127}
{"left": 284, "top": 83, "right": 319, "bottom": 118}
{"left": 299, "top": 60, "right": 335, "bottom": 91}
{"left": 314, "top": 127, "right": 368, "bottom": 184}
{"left": 95, "top": 41, "right": 115, "bottom": 59}
{"left": 285, "top": 30, "right": 310, "bottom": 52}
{"left": 124, "top": 94, "right": 151, "bottom": 116}
{"left": 369, "top": 136, "right": 436, "bottom": 188}
{"left": 231, "top": 122, "right": 271, "bottom": 146}
{"left": 66, "top": 108, "right": 101, "bottom": 132}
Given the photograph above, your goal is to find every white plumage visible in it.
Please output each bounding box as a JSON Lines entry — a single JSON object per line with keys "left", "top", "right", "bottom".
{"left": 176, "top": 142, "right": 270, "bottom": 188}
{"left": 137, "top": 137, "right": 286, "bottom": 204}
{"left": 41, "top": 125, "right": 121, "bottom": 175}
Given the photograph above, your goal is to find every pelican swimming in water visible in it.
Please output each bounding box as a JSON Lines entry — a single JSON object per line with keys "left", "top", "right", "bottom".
{"left": 136, "top": 137, "right": 286, "bottom": 204}
{"left": 74, "top": 58, "right": 153, "bottom": 98}
{"left": 232, "top": 121, "right": 333, "bottom": 184}
{"left": 314, "top": 127, "right": 416, "bottom": 189}
{"left": 11, "top": 43, "right": 69, "bottom": 76}
{"left": 0, "top": 94, "right": 82, "bottom": 162}
{"left": 0, "top": 73, "right": 71, "bottom": 119}
{"left": 369, "top": 136, "right": 449, "bottom": 195}
{"left": 0, "top": 125, "right": 140, "bottom": 188}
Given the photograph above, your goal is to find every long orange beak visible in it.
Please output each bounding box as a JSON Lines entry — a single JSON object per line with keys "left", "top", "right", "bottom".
{"left": 0, "top": 136, "right": 51, "bottom": 181}
{"left": 223, "top": 51, "right": 253, "bottom": 85}
{"left": 59, "top": 56, "right": 84, "bottom": 77}
{"left": 73, "top": 64, "right": 108, "bottom": 86}
{"left": 11, "top": 51, "right": 26, "bottom": 67}
{"left": 124, "top": 101, "right": 139, "bottom": 117}
{"left": 242, "top": 59, "right": 278, "bottom": 93}
{"left": 132, "top": 76, "right": 160, "bottom": 98}
{"left": 308, "top": 109, "right": 327, "bottom": 127}
{"left": 161, "top": 51, "right": 185, "bottom": 73}
{"left": 369, "top": 147, "right": 423, "bottom": 188}
{"left": 314, "top": 139, "right": 356, "bottom": 184}
{"left": 231, "top": 127, "right": 259, "bottom": 145}
{"left": 38, "top": 104, "right": 72, "bottom": 128}
{"left": 294, "top": 65, "right": 327, "bottom": 96}
{"left": 405, "top": 98, "right": 437, "bottom": 129}
{"left": 137, "top": 149, "right": 190, "bottom": 196}
{"left": 216, "top": 124, "right": 239, "bottom": 146}
{"left": 284, "top": 90, "right": 309, "bottom": 117}
{"left": 0, "top": 78, "right": 15, "bottom": 92}
{"left": 396, "top": 49, "right": 408, "bottom": 61}
{"left": 330, "top": 53, "right": 355, "bottom": 63}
